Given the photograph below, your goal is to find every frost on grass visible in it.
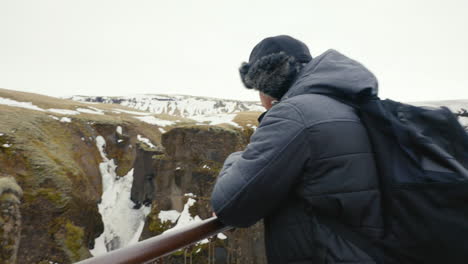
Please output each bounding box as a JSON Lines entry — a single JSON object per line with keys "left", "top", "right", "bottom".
{"left": 137, "top": 135, "right": 157, "bottom": 149}
{"left": 0, "top": 97, "right": 45, "bottom": 111}
{"left": 134, "top": 116, "right": 175, "bottom": 127}
{"left": 91, "top": 136, "right": 151, "bottom": 256}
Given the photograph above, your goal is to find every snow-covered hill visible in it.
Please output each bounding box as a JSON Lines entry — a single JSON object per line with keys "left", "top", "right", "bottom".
{"left": 69, "top": 94, "right": 264, "bottom": 117}
{"left": 412, "top": 99, "right": 468, "bottom": 127}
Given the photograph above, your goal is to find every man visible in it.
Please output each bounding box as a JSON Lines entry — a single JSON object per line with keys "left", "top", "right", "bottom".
{"left": 211, "top": 35, "right": 382, "bottom": 264}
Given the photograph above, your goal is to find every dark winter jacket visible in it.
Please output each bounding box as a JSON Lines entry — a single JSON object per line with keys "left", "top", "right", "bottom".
{"left": 211, "top": 50, "right": 382, "bottom": 264}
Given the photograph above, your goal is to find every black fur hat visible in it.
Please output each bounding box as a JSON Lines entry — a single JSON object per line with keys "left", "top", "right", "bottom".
{"left": 240, "top": 35, "right": 312, "bottom": 99}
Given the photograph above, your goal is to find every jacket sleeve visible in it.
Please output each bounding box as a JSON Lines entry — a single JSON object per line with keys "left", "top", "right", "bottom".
{"left": 211, "top": 102, "right": 310, "bottom": 227}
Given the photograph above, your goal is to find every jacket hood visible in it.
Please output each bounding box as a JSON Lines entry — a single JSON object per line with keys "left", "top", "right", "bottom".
{"left": 283, "top": 49, "right": 378, "bottom": 101}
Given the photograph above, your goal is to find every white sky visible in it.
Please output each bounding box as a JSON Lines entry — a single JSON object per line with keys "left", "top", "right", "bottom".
{"left": 0, "top": 0, "right": 467, "bottom": 102}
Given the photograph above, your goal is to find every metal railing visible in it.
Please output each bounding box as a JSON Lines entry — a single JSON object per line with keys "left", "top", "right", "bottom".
{"left": 76, "top": 217, "right": 231, "bottom": 264}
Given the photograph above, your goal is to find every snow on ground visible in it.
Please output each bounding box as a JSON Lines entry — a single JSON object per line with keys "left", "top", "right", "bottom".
{"left": 76, "top": 107, "right": 105, "bottom": 115}
{"left": 0, "top": 133, "right": 4, "bottom": 136}
{"left": 246, "top": 124, "right": 257, "bottom": 130}
{"left": 60, "top": 117, "right": 71, "bottom": 123}
{"left": 411, "top": 100, "right": 468, "bottom": 113}
{"left": 162, "top": 197, "right": 209, "bottom": 244}
{"left": 47, "top": 109, "right": 80, "bottom": 115}
{"left": 0, "top": 97, "right": 45, "bottom": 111}
{"left": 159, "top": 210, "right": 181, "bottom": 224}
{"left": 118, "top": 95, "right": 264, "bottom": 117}
{"left": 116, "top": 126, "right": 123, "bottom": 135}
{"left": 190, "top": 114, "right": 240, "bottom": 127}
{"left": 113, "top": 108, "right": 152, "bottom": 116}
{"left": 158, "top": 128, "right": 166, "bottom": 133}
{"left": 2, "top": 143, "right": 12, "bottom": 148}
{"left": 91, "top": 136, "right": 151, "bottom": 256}
{"left": 134, "top": 116, "right": 175, "bottom": 127}
{"left": 137, "top": 135, "right": 157, "bottom": 149}
{"left": 49, "top": 115, "right": 60, "bottom": 120}
{"left": 459, "top": 116, "right": 468, "bottom": 127}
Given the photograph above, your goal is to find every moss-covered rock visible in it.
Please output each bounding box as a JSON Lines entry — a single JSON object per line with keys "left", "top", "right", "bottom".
{"left": 0, "top": 176, "right": 22, "bottom": 264}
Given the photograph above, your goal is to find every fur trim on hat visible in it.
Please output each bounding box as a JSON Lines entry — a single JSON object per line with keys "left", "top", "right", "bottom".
{"left": 239, "top": 52, "right": 303, "bottom": 99}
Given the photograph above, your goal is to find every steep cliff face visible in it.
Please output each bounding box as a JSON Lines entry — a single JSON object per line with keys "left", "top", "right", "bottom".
{"left": 130, "top": 143, "right": 163, "bottom": 208}
{"left": 139, "top": 125, "right": 266, "bottom": 264}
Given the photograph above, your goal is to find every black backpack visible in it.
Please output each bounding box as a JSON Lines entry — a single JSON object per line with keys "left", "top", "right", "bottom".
{"left": 320, "top": 97, "right": 468, "bottom": 264}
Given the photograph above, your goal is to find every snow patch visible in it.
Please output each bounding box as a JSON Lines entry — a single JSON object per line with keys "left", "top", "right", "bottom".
{"left": 91, "top": 136, "right": 151, "bottom": 256}
{"left": 0, "top": 133, "right": 3, "bottom": 136}
{"left": 113, "top": 108, "right": 151, "bottom": 116}
{"left": 159, "top": 128, "right": 166, "bottom": 133}
{"left": 158, "top": 210, "right": 181, "bottom": 224}
{"left": 2, "top": 143, "right": 12, "bottom": 148}
{"left": 217, "top": 233, "right": 227, "bottom": 240}
{"left": 190, "top": 114, "right": 240, "bottom": 127}
{"left": 116, "top": 126, "right": 123, "bottom": 135}
{"left": 459, "top": 116, "right": 468, "bottom": 127}
{"left": 48, "top": 109, "right": 80, "bottom": 115}
{"left": 49, "top": 115, "right": 60, "bottom": 120}
{"left": 184, "top": 193, "right": 196, "bottom": 198}
{"left": 0, "top": 97, "right": 45, "bottom": 111}
{"left": 60, "top": 117, "right": 72, "bottom": 123}
{"left": 76, "top": 107, "right": 104, "bottom": 115}
{"left": 137, "top": 135, "right": 157, "bottom": 149}
{"left": 162, "top": 198, "right": 209, "bottom": 244}
{"left": 134, "top": 116, "right": 175, "bottom": 127}
{"left": 71, "top": 94, "right": 264, "bottom": 117}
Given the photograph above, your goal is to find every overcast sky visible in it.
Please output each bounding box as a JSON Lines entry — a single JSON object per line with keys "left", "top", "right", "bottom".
{"left": 1, "top": 0, "right": 467, "bottom": 102}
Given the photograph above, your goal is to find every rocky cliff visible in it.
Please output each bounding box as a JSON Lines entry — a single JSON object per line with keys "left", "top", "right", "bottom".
{"left": 0, "top": 88, "right": 264, "bottom": 264}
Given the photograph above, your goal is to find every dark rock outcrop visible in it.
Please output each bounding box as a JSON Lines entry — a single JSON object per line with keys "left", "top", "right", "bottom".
{"left": 140, "top": 125, "right": 267, "bottom": 264}
{"left": 130, "top": 142, "right": 163, "bottom": 208}
{"left": 0, "top": 175, "right": 22, "bottom": 264}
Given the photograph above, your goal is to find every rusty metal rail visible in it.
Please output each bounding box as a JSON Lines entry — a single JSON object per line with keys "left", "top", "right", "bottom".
{"left": 76, "top": 217, "right": 231, "bottom": 264}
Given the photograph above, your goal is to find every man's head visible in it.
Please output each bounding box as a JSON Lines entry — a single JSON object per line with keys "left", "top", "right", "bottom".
{"left": 239, "top": 35, "right": 312, "bottom": 105}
